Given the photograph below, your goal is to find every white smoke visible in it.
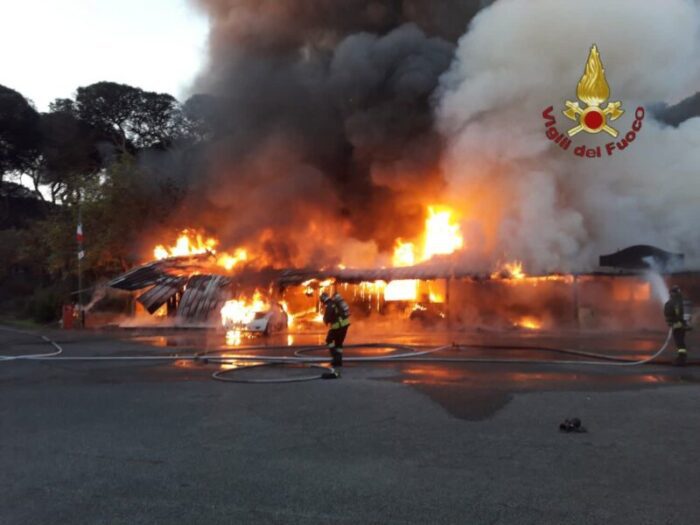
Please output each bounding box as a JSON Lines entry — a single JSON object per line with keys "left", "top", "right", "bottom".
{"left": 436, "top": 0, "right": 700, "bottom": 273}
{"left": 645, "top": 271, "right": 670, "bottom": 304}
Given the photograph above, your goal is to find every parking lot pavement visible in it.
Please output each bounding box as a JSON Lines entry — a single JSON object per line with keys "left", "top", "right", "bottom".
{"left": 2, "top": 327, "right": 700, "bottom": 524}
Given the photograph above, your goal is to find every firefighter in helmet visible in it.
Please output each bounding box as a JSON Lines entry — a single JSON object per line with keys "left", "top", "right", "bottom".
{"left": 320, "top": 291, "right": 351, "bottom": 376}
{"left": 664, "top": 285, "right": 690, "bottom": 366}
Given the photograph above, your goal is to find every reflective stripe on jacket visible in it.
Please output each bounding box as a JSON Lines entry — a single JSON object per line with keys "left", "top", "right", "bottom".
{"left": 331, "top": 317, "right": 350, "bottom": 330}
{"left": 324, "top": 302, "right": 350, "bottom": 329}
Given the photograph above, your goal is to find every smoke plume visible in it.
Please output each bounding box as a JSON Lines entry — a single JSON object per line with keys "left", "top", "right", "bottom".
{"left": 182, "top": 1, "right": 489, "bottom": 267}
{"left": 186, "top": 0, "right": 700, "bottom": 273}
{"left": 437, "top": 0, "right": 700, "bottom": 272}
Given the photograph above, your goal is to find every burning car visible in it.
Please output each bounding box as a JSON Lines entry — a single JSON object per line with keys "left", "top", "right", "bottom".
{"left": 221, "top": 297, "right": 289, "bottom": 335}
{"left": 244, "top": 303, "right": 289, "bottom": 335}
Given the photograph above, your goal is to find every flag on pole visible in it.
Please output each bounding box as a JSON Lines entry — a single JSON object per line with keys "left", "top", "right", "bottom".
{"left": 77, "top": 222, "right": 85, "bottom": 259}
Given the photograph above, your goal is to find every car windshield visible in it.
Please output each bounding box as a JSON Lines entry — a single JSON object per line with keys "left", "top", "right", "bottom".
{"left": 254, "top": 312, "right": 267, "bottom": 320}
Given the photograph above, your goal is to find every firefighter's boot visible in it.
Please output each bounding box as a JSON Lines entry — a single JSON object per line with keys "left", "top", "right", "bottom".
{"left": 331, "top": 348, "right": 343, "bottom": 368}
{"left": 673, "top": 351, "right": 687, "bottom": 367}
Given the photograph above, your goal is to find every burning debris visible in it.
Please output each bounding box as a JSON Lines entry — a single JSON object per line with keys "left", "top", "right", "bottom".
{"left": 106, "top": 213, "right": 693, "bottom": 335}
{"left": 109, "top": 205, "right": 468, "bottom": 325}
{"left": 154, "top": 229, "right": 248, "bottom": 272}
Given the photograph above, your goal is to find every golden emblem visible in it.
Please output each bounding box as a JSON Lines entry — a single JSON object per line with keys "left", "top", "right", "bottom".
{"left": 563, "top": 45, "right": 623, "bottom": 137}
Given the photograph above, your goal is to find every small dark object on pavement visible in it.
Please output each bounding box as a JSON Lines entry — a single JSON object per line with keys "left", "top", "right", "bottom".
{"left": 322, "top": 370, "right": 341, "bottom": 380}
{"left": 559, "top": 418, "right": 587, "bottom": 433}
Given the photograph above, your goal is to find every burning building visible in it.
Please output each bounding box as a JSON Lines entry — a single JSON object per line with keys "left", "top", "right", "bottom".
{"left": 103, "top": 0, "right": 700, "bottom": 333}
{"left": 107, "top": 217, "right": 696, "bottom": 336}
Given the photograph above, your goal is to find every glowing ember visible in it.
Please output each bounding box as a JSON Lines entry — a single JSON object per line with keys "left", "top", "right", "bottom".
{"left": 225, "top": 331, "right": 243, "bottom": 346}
{"left": 492, "top": 260, "right": 575, "bottom": 285}
{"left": 516, "top": 316, "right": 542, "bottom": 330}
{"left": 318, "top": 278, "right": 335, "bottom": 289}
{"left": 504, "top": 261, "right": 525, "bottom": 280}
{"left": 429, "top": 291, "right": 444, "bottom": 303}
{"left": 219, "top": 358, "right": 253, "bottom": 370}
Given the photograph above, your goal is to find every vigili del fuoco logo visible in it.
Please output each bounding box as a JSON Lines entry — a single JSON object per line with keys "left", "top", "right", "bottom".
{"left": 542, "top": 45, "right": 645, "bottom": 158}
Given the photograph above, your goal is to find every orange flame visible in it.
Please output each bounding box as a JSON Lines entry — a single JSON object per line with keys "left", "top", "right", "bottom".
{"left": 385, "top": 239, "right": 418, "bottom": 301}
{"left": 422, "top": 206, "right": 464, "bottom": 260}
{"left": 153, "top": 229, "right": 248, "bottom": 272}
{"left": 384, "top": 205, "right": 464, "bottom": 302}
{"left": 492, "top": 260, "right": 575, "bottom": 285}
{"left": 154, "top": 229, "right": 217, "bottom": 259}
{"left": 221, "top": 290, "right": 268, "bottom": 328}
{"left": 492, "top": 260, "right": 526, "bottom": 280}
{"left": 221, "top": 290, "right": 269, "bottom": 342}
{"left": 218, "top": 248, "right": 249, "bottom": 271}
{"left": 515, "top": 316, "right": 542, "bottom": 330}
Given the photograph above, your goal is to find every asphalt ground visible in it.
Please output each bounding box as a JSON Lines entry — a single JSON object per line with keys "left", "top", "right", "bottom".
{"left": 1, "top": 325, "right": 700, "bottom": 524}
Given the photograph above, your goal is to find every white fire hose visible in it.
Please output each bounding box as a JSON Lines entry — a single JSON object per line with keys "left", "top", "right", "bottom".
{"left": 0, "top": 326, "right": 675, "bottom": 384}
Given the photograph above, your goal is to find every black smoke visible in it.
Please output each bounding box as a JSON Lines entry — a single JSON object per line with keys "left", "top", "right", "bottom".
{"left": 182, "top": 1, "right": 486, "bottom": 263}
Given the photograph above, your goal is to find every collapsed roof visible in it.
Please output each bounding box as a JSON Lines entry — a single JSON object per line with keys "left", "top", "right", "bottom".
{"left": 109, "top": 245, "right": 687, "bottom": 321}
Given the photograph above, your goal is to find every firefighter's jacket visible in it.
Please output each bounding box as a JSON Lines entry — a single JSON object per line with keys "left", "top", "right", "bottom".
{"left": 323, "top": 301, "right": 350, "bottom": 330}
{"left": 664, "top": 296, "right": 685, "bottom": 329}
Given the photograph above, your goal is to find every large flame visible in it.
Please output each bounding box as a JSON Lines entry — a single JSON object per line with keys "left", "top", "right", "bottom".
{"left": 153, "top": 229, "right": 248, "bottom": 271}
{"left": 221, "top": 290, "right": 269, "bottom": 343}
{"left": 576, "top": 45, "right": 610, "bottom": 107}
{"left": 422, "top": 206, "right": 464, "bottom": 260}
{"left": 384, "top": 240, "right": 418, "bottom": 301}
{"left": 154, "top": 229, "right": 217, "bottom": 259}
{"left": 220, "top": 290, "right": 268, "bottom": 328}
{"left": 384, "top": 205, "right": 463, "bottom": 302}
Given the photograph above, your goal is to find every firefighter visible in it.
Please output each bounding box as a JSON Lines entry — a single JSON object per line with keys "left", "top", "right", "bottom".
{"left": 320, "top": 291, "right": 351, "bottom": 376}
{"left": 664, "top": 285, "right": 689, "bottom": 366}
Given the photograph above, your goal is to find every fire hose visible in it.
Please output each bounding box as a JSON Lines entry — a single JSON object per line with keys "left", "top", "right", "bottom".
{"left": 0, "top": 326, "right": 675, "bottom": 384}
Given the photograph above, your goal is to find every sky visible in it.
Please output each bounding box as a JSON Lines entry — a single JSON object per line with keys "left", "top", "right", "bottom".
{"left": 0, "top": 0, "right": 209, "bottom": 110}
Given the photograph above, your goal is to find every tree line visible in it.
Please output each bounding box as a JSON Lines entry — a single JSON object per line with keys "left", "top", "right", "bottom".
{"left": 0, "top": 81, "right": 215, "bottom": 322}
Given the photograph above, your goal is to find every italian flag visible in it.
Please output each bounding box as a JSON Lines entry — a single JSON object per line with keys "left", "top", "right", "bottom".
{"left": 77, "top": 223, "right": 85, "bottom": 260}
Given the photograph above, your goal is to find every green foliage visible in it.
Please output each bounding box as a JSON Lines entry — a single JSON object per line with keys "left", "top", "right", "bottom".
{"left": 24, "top": 283, "right": 69, "bottom": 323}
{"left": 81, "top": 155, "right": 186, "bottom": 274}
{"left": 75, "top": 81, "right": 188, "bottom": 152}
{"left": 39, "top": 110, "right": 103, "bottom": 202}
{"left": 0, "top": 81, "right": 199, "bottom": 324}
{"left": 0, "top": 84, "right": 41, "bottom": 179}
{"left": 0, "top": 228, "right": 24, "bottom": 282}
